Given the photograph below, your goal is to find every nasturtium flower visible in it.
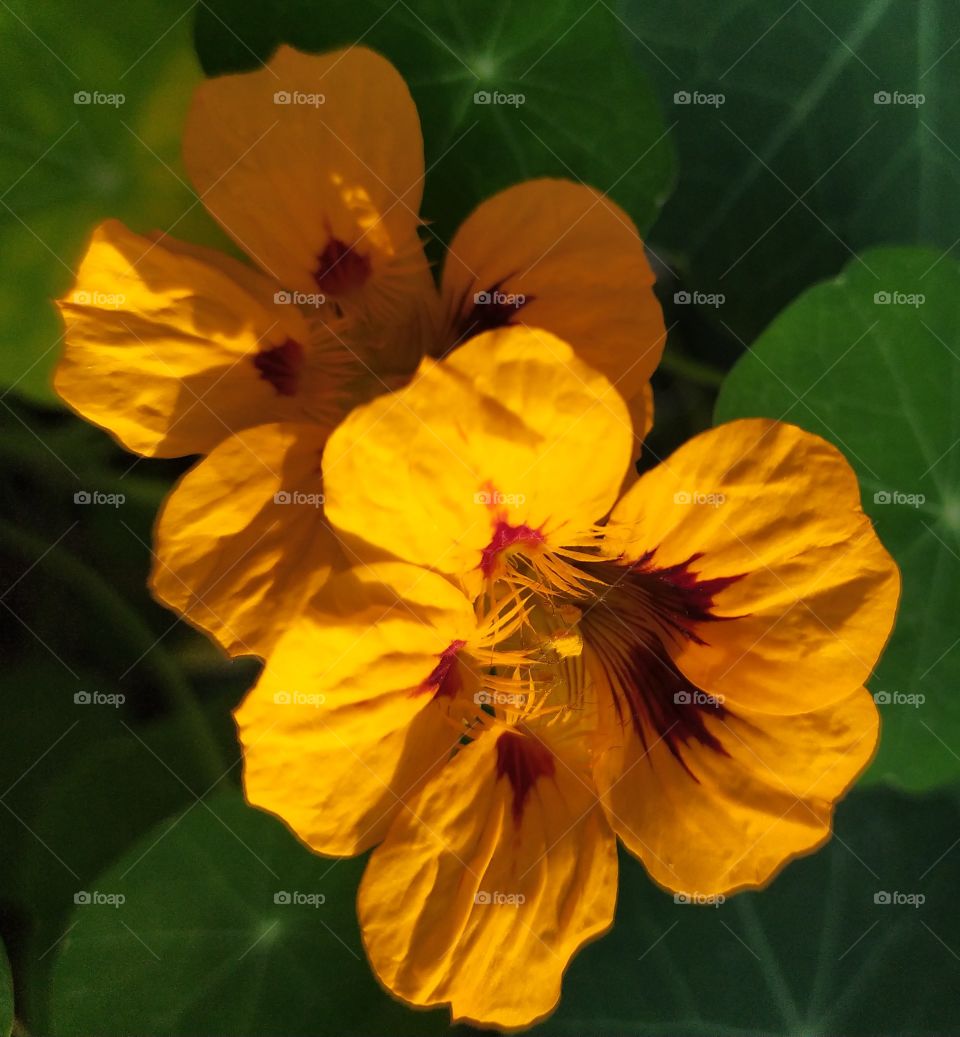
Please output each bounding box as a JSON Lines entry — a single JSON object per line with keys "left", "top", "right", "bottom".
{"left": 236, "top": 327, "right": 899, "bottom": 1028}
{"left": 236, "top": 561, "right": 616, "bottom": 1029}
{"left": 320, "top": 329, "right": 899, "bottom": 904}
{"left": 54, "top": 44, "right": 664, "bottom": 656}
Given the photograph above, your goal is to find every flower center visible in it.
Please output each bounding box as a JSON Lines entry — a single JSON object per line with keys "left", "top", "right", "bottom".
{"left": 253, "top": 337, "right": 303, "bottom": 396}
{"left": 480, "top": 519, "right": 546, "bottom": 578}
{"left": 573, "top": 552, "right": 744, "bottom": 774}
{"left": 417, "top": 639, "right": 467, "bottom": 699}
{"left": 455, "top": 277, "right": 534, "bottom": 343}
{"left": 495, "top": 730, "right": 555, "bottom": 825}
{"left": 313, "top": 236, "right": 371, "bottom": 296}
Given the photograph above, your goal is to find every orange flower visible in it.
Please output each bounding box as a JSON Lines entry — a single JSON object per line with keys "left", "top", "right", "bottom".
{"left": 54, "top": 45, "right": 664, "bottom": 656}
{"left": 237, "top": 560, "right": 616, "bottom": 1029}
{"left": 232, "top": 326, "right": 899, "bottom": 1025}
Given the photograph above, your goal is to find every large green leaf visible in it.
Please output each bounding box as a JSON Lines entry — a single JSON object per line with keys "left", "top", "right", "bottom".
{"left": 47, "top": 787, "right": 960, "bottom": 1035}
{"left": 193, "top": 0, "right": 675, "bottom": 247}
{"left": 0, "top": 0, "right": 227, "bottom": 404}
{"left": 538, "top": 787, "right": 960, "bottom": 1035}
{"left": 47, "top": 793, "right": 452, "bottom": 1036}
{"left": 716, "top": 247, "right": 960, "bottom": 791}
{"left": 620, "top": 0, "right": 960, "bottom": 342}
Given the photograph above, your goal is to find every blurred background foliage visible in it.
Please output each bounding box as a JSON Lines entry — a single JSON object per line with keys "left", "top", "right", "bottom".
{"left": 0, "top": 0, "right": 957, "bottom": 1034}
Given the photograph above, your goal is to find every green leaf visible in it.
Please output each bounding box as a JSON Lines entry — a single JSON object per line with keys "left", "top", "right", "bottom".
{"left": 0, "top": 936, "right": 11, "bottom": 1037}
{"left": 620, "top": 0, "right": 960, "bottom": 342}
{"left": 193, "top": 0, "right": 675, "bottom": 246}
{"left": 0, "top": 0, "right": 228, "bottom": 405}
{"left": 47, "top": 787, "right": 960, "bottom": 1035}
{"left": 47, "top": 793, "right": 452, "bottom": 1036}
{"left": 537, "top": 787, "right": 960, "bottom": 1035}
{"left": 716, "top": 247, "right": 960, "bottom": 791}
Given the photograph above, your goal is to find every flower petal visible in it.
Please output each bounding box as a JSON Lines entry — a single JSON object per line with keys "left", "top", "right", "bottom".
{"left": 235, "top": 562, "right": 475, "bottom": 855}
{"left": 55, "top": 220, "right": 313, "bottom": 457}
{"left": 441, "top": 179, "right": 665, "bottom": 418}
{"left": 607, "top": 419, "right": 900, "bottom": 713}
{"left": 324, "top": 327, "right": 632, "bottom": 586}
{"left": 184, "top": 45, "right": 433, "bottom": 326}
{"left": 596, "top": 684, "right": 878, "bottom": 895}
{"left": 358, "top": 725, "right": 616, "bottom": 1029}
{"left": 151, "top": 422, "right": 339, "bottom": 656}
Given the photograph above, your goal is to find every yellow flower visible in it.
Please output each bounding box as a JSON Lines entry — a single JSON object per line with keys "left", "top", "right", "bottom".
{"left": 311, "top": 327, "right": 898, "bottom": 1002}
{"left": 54, "top": 45, "right": 664, "bottom": 656}
{"left": 236, "top": 560, "right": 616, "bottom": 1029}
{"left": 235, "top": 326, "right": 898, "bottom": 1027}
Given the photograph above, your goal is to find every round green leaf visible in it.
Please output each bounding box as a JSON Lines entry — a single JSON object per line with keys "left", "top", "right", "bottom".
{"left": 48, "top": 793, "right": 451, "bottom": 1036}
{"left": 620, "top": 0, "right": 960, "bottom": 342}
{"left": 47, "top": 787, "right": 960, "bottom": 1035}
{"left": 536, "top": 787, "right": 960, "bottom": 1035}
{"left": 716, "top": 247, "right": 960, "bottom": 791}
{"left": 193, "top": 0, "right": 676, "bottom": 246}
{"left": 0, "top": 0, "right": 227, "bottom": 404}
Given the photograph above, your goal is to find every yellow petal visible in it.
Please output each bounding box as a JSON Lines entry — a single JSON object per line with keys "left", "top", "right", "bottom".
{"left": 55, "top": 220, "right": 313, "bottom": 457}
{"left": 607, "top": 419, "right": 900, "bottom": 713}
{"left": 441, "top": 179, "right": 665, "bottom": 424}
{"left": 359, "top": 725, "right": 616, "bottom": 1028}
{"left": 184, "top": 45, "right": 433, "bottom": 327}
{"left": 596, "top": 685, "right": 878, "bottom": 895}
{"left": 324, "top": 327, "right": 632, "bottom": 588}
{"left": 151, "top": 422, "right": 339, "bottom": 656}
{"left": 236, "top": 562, "right": 476, "bottom": 855}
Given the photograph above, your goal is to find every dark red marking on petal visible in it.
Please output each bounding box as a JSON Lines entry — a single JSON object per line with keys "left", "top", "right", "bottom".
{"left": 480, "top": 520, "right": 545, "bottom": 578}
{"left": 252, "top": 337, "right": 303, "bottom": 396}
{"left": 415, "top": 639, "right": 467, "bottom": 699}
{"left": 577, "top": 551, "right": 745, "bottom": 777}
{"left": 495, "top": 730, "right": 555, "bottom": 826}
{"left": 456, "top": 276, "right": 534, "bottom": 342}
{"left": 313, "top": 236, "right": 371, "bottom": 296}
